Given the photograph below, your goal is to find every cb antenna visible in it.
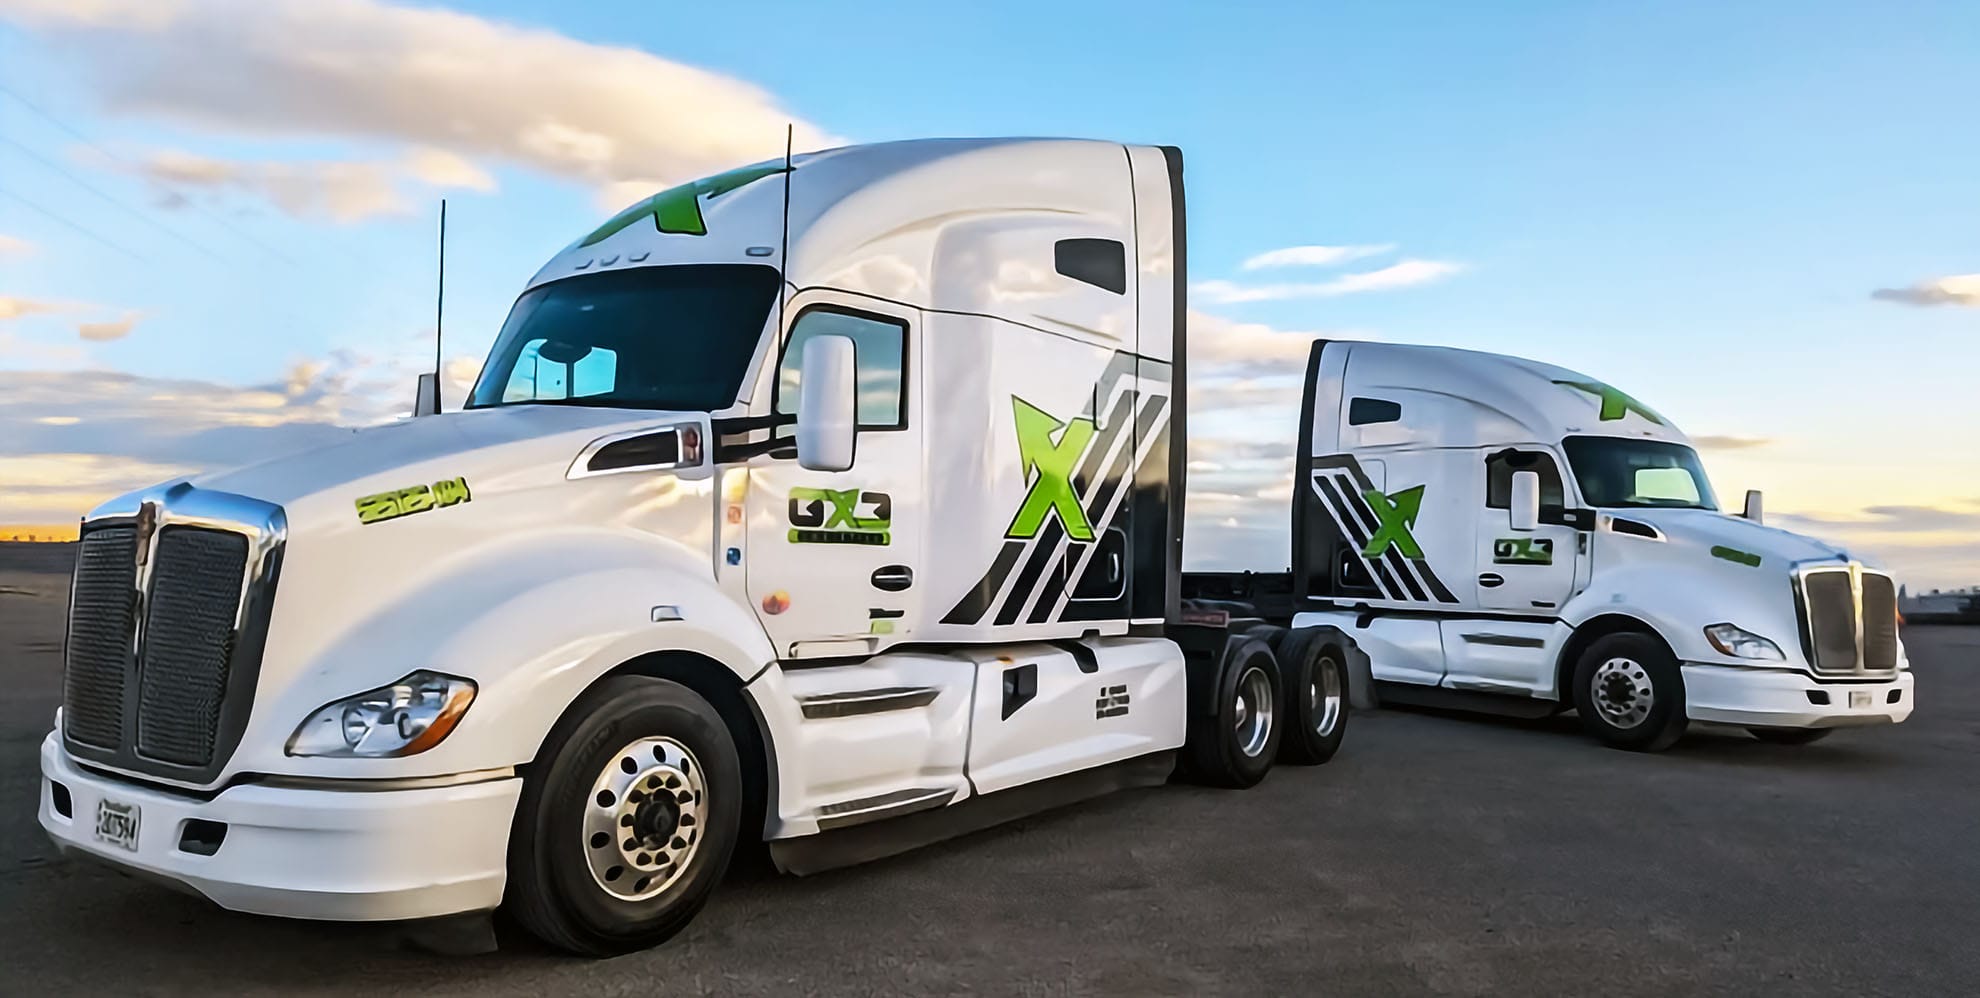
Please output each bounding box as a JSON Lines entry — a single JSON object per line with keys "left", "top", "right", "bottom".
{"left": 779, "top": 124, "right": 793, "bottom": 338}
{"left": 434, "top": 198, "right": 447, "bottom": 410}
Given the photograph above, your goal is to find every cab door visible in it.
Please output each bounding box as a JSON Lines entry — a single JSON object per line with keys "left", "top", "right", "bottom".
{"left": 746, "top": 291, "right": 923, "bottom": 658}
{"left": 1442, "top": 447, "right": 1578, "bottom": 693}
{"left": 1476, "top": 448, "right": 1578, "bottom": 613}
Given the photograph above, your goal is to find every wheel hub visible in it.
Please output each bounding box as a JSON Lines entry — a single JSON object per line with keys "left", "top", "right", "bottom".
{"left": 1233, "top": 665, "right": 1275, "bottom": 757}
{"left": 1311, "top": 656, "right": 1343, "bottom": 737}
{"left": 1591, "top": 657, "right": 1654, "bottom": 729}
{"left": 583, "top": 736, "right": 707, "bottom": 902}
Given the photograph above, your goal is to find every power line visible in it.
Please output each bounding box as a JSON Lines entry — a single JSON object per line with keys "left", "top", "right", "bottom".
{"left": 0, "top": 82, "right": 297, "bottom": 266}
{"left": 0, "top": 185, "right": 150, "bottom": 262}
{"left": 0, "top": 134, "right": 234, "bottom": 266}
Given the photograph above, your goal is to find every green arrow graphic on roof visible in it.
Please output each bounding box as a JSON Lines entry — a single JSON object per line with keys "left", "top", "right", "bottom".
{"left": 580, "top": 161, "right": 789, "bottom": 246}
{"left": 1554, "top": 379, "right": 1665, "bottom": 424}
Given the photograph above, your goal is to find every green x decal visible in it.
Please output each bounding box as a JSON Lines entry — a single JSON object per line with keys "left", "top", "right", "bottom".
{"left": 580, "top": 161, "right": 789, "bottom": 246}
{"left": 1554, "top": 379, "right": 1665, "bottom": 424}
{"left": 1362, "top": 485, "right": 1427, "bottom": 560}
{"left": 1007, "top": 398, "right": 1096, "bottom": 542}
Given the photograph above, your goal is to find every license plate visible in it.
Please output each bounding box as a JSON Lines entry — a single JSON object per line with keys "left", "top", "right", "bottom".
{"left": 1848, "top": 690, "right": 1873, "bottom": 709}
{"left": 94, "top": 798, "right": 141, "bottom": 852}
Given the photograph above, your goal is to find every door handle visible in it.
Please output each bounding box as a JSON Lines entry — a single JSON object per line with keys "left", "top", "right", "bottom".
{"left": 1477, "top": 573, "right": 1505, "bottom": 589}
{"left": 871, "top": 565, "right": 914, "bottom": 592}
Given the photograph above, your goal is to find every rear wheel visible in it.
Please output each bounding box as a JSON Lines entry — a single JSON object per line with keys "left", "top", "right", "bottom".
{"left": 1749, "top": 727, "right": 1832, "bottom": 745}
{"left": 506, "top": 676, "right": 742, "bottom": 957}
{"left": 1272, "top": 629, "right": 1349, "bottom": 765}
{"left": 1181, "top": 637, "right": 1282, "bottom": 788}
{"left": 1571, "top": 632, "right": 1687, "bottom": 752}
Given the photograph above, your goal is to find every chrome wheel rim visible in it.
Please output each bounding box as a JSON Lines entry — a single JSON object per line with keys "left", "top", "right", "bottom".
{"left": 1232, "top": 665, "right": 1275, "bottom": 757}
{"left": 1591, "top": 657, "right": 1655, "bottom": 729}
{"left": 1311, "top": 656, "right": 1344, "bottom": 737}
{"left": 583, "top": 736, "right": 706, "bottom": 902}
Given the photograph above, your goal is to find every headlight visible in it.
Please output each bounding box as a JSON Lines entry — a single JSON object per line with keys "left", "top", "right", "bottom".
{"left": 1703, "top": 623, "right": 1786, "bottom": 661}
{"left": 286, "top": 671, "right": 477, "bottom": 758}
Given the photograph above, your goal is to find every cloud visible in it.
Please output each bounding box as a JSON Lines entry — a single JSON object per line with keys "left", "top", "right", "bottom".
{"left": 1870, "top": 274, "right": 1980, "bottom": 308}
{"left": 0, "top": 234, "right": 33, "bottom": 257}
{"left": 2, "top": 0, "right": 835, "bottom": 206}
{"left": 1690, "top": 434, "right": 1771, "bottom": 451}
{"left": 1194, "top": 260, "right": 1464, "bottom": 304}
{"left": 76, "top": 312, "right": 140, "bottom": 342}
{"left": 132, "top": 148, "right": 485, "bottom": 223}
{"left": 1241, "top": 244, "right": 1394, "bottom": 271}
{"left": 0, "top": 295, "right": 66, "bottom": 320}
{"left": 1777, "top": 504, "right": 1980, "bottom": 535}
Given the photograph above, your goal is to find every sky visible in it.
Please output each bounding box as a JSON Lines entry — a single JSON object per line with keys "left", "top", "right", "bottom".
{"left": 0, "top": 0, "right": 1975, "bottom": 588}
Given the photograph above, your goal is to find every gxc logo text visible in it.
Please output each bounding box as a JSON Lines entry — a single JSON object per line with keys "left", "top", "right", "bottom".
{"left": 355, "top": 477, "right": 472, "bottom": 525}
{"left": 788, "top": 487, "right": 891, "bottom": 545}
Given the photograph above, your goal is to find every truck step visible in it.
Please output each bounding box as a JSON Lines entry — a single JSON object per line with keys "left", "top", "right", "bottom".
{"left": 814, "top": 787, "right": 957, "bottom": 831}
{"left": 796, "top": 685, "right": 940, "bottom": 719}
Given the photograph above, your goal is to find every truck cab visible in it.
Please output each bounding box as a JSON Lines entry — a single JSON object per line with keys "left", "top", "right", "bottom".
{"left": 38, "top": 139, "right": 1354, "bottom": 956}
{"left": 1289, "top": 341, "right": 1913, "bottom": 750}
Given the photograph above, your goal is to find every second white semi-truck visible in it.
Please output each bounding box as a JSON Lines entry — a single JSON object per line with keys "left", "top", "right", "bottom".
{"left": 39, "top": 139, "right": 1359, "bottom": 956}
{"left": 1286, "top": 341, "right": 1913, "bottom": 750}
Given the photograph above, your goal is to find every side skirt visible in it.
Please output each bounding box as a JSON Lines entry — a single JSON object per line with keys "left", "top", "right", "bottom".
{"left": 1375, "top": 680, "right": 1561, "bottom": 720}
{"left": 767, "top": 750, "right": 1177, "bottom": 877}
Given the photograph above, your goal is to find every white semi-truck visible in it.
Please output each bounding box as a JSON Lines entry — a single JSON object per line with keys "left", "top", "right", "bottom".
{"left": 1287, "top": 341, "right": 1914, "bottom": 751}
{"left": 38, "top": 139, "right": 1359, "bottom": 956}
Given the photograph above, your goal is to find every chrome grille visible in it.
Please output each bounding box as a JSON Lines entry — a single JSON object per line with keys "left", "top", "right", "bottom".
{"left": 134, "top": 528, "right": 250, "bottom": 766}
{"left": 60, "top": 486, "right": 284, "bottom": 783}
{"left": 62, "top": 528, "right": 139, "bottom": 749}
{"left": 1861, "top": 574, "right": 1899, "bottom": 672}
{"left": 1796, "top": 565, "right": 1900, "bottom": 676}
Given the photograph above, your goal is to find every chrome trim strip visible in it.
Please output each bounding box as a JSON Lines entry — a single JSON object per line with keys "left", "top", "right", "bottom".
{"left": 1459, "top": 633, "right": 1547, "bottom": 648}
{"left": 797, "top": 686, "right": 940, "bottom": 720}
{"left": 814, "top": 786, "right": 956, "bottom": 831}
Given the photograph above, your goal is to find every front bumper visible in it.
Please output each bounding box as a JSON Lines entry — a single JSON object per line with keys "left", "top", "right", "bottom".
{"left": 39, "top": 732, "right": 521, "bottom": 921}
{"left": 1681, "top": 665, "right": 1914, "bottom": 729}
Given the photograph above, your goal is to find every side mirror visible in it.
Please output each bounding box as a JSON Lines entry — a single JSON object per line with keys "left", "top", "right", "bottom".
{"left": 796, "top": 334, "right": 857, "bottom": 472}
{"left": 1508, "top": 470, "right": 1541, "bottom": 532}
{"left": 412, "top": 372, "right": 440, "bottom": 417}
{"left": 1742, "top": 489, "right": 1764, "bottom": 524}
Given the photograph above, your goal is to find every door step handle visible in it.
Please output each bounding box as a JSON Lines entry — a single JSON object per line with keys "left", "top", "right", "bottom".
{"left": 1477, "top": 573, "right": 1505, "bottom": 588}
{"left": 871, "top": 565, "right": 914, "bottom": 592}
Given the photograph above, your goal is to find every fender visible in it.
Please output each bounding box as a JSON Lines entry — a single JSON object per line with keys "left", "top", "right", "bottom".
{"left": 1564, "top": 558, "right": 1795, "bottom": 667}
{"left": 233, "top": 529, "right": 776, "bottom": 782}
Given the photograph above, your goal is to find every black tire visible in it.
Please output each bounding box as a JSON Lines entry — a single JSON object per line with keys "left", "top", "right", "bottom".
{"left": 1272, "top": 629, "right": 1349, "bottom": 766}
{"left": 1571, "top": 632, "right": 1688, "bottom": 752}
{"left": 506, "top": 676, "right": 743, "bottom": 957}
{"left": 1749, "top": 727, "right": 1832, "bottom": 745}
{"left": 1181, "top": 637, "right": 1283, "bottom": 788}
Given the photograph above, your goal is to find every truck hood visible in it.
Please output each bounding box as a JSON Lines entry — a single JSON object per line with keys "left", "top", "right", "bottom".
{"left": 185, "top": 405, "right": 690, "bottom": 524}
{"left": 1608, "top": 507, "right": 1857, "bottom": 570}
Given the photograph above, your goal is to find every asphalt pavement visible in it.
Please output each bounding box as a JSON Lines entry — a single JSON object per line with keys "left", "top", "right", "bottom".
{"left": 2, "top": 544, "right": 1974, "bottom": 996}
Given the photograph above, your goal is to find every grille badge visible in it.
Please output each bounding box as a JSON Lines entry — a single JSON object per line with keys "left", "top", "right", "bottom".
{"left": 133, "top": 500, "right": 159, "bottom": 568}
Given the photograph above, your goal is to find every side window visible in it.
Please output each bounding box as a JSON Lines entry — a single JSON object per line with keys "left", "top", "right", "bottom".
{"left": 500, "top": 338, "right": 619, "bottom": 402}
{"left": 1054, "top": 238, "right": 1127, "bottom": 295}
{"left": 1348, "top": 397, "right": 1401, "bottom": 425}
{"left": 1486, "top": 450, "right": 1566, "bottom": 509}
{"left": 775, "top": 308, "right": 907, "bottom": 430}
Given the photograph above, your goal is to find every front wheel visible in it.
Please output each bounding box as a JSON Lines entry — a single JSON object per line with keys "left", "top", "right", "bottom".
{"left": 506, "top": 676, "right": 743, "bottom": 957}
{"left": 1571, "top": 633, "right": 1688, "bottom": 752}
{"left": 1749, "top": 727, "right": 1832, "bottom": 745}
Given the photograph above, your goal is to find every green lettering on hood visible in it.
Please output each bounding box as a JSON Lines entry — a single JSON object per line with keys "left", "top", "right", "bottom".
{"left": 1711, "top": 545, "right": 1762, "bottom": 568}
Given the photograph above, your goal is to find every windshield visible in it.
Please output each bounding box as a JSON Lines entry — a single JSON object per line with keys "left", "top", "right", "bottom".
{"left": 1562, "top": 436, "right": 1719, "bottom": 510}
{"left": 468, "top": 264, "right": 780, "bottom": 411}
